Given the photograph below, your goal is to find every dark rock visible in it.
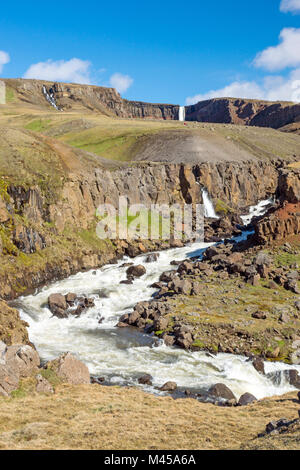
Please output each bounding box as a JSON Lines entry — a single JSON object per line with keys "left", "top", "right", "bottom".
{"left": 238, "top": 392, "right": 257, "bottom": 406}
{"left": 159, "top": 381, "right": 177, "bottom": 392}
{"left": 145, "top": 253, "right": 159, "bottom": 263}
{"left": 126, "top": 265, "right": 146, "bottom": 279}
{"left": 48, "top": 293, "right": 68, "bottom": 318}
{"left": 252, "top": 311, "right": 267, "bottom": 320}
{"left": 138, "top": 374, "right": 153, "bottom": 385}
{"left": 208, "top": 383, "right": 235, "bottom": 401}
{"left": 252, "top": 357, "right": 265, "bottom": 375}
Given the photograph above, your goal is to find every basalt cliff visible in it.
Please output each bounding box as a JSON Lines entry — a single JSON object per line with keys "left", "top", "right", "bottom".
{"left": 3, "top": 79, "right": 300, "bottom": 132}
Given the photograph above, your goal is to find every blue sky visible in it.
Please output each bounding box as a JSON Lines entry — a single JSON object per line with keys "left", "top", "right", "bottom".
{"left": 0, "top": 0, "right": 300, "bottom": 104}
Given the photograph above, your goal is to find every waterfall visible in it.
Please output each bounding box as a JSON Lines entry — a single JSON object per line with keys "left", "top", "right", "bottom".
{"left": 202, "top": 189, "right": 219, "bottom": 218}
{"left": 42, "top": 85, "right": 60, "bottom": 111}
{"left": 179, "top": 106, "right": 185, "bottom": 122}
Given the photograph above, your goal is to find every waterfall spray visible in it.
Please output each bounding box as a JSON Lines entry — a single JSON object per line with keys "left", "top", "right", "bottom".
{"left": 202, "top": 189, "right": 219, "bottom": 218}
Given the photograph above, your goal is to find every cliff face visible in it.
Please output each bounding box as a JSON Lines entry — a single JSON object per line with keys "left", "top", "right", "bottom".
{"left": 185, "top": 98, "right": 300, "bottom": 131}
{"left": 255, "top": 168, "right": 300, "bottom": 244}
{"left": 4, "top": 79, "right": 300, "bottom": 130}
{"left": 4, "top": 79, "right": 179, "bottom": 120}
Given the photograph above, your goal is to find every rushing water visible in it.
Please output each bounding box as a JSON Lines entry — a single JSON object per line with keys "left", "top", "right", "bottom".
{"left": 16, "top": 199, "right": 299, "bottom": 401}
{"left": 179, "top": 106, "right": 185, "bottom": 122}
{"left": 202, "top": 189, "right": 219, "bottom": 219}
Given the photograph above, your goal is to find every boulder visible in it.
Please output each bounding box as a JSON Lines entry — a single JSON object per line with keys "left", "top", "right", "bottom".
{"left": 208, "top": 383, "right": 235, "bottom": 401}
{"left": 284, "top": 370, "right": 300, "bottom": 389}
{"left": 252, "top": 311, "right": 267, "bottom": 320}
{"left": 65, "top": 293, "right": 77, "bottom": 304}
{"left": 4, "top": 344, "right": 40, "bottom": 378}
{"left": 145, "top": 253, "right": 159, "bottom": 263}
{"left": 45, "top": 352, "right": 90, "bottom": 385}
{"left": 48, "top": 293, "right": 68, "bottom": 318}
{"left": 252, "top": 357, "right": 265, "bottom": 375}
{"left": 138, "top": 374, "right": 153, "bottom": 385}
{"left": 159, "top": 381, "right": 177, "bottom": 392}
{"left": 238, "top": 392, "right": 257, "bottom": 406}
{"left": 171, "top": 279, "right": 192, "bottom": 295}
{"left": 126, "top": 265, "right": 146, "bottom": 279}
{"left": 0, "top": 363, "right": 19, "bottom": 396}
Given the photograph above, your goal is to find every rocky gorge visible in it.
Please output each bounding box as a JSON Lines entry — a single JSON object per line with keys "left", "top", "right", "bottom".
{"left": 0, "top": 78, "right": 300, "bottom": 449}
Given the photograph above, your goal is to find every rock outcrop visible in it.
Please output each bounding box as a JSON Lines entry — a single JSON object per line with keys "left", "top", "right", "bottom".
{"left": 185, "top": 97, "right": 300, "bottom": 131}
{"left": 255, "top": 168, "right": 300, "bottom": 244}
{"left": 44, "top": 352, "right": 90, "bottom": 385}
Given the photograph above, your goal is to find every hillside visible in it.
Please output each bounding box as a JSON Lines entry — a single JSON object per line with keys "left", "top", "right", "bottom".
{"left": 2, "top": 78, "right": 300, "bottom": 134}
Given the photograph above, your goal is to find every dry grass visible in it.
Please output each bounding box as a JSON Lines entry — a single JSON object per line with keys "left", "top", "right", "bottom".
{"left": 0, "top": 383, "right": 299, "bottom": 450}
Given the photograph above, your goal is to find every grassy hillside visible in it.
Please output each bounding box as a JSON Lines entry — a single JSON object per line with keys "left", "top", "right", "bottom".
{"left": 0, "top": 381, "right": 299, "bottom": 450}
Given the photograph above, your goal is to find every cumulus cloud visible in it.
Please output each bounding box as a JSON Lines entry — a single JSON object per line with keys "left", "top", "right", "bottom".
{"left": 186, "top": 68, "right": 300, "bottom": 104}
{"left": 254, "top": 28, "right": 300, "bottom": 71}
{"left": 109, "top": 73, "right": 133, "bottom": 94}
{"left": 0, "top": 51, "right": 10, "bottom": 73}
{"left": 280, "top": 0, "right": 300, "bottom": 13}
{"left": 23, "top": 58, "right": 92, "bottom": 84}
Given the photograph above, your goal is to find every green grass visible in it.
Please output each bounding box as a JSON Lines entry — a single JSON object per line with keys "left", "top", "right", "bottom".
{"left": 25, "top": 119, "right": 52, "bottom": 133}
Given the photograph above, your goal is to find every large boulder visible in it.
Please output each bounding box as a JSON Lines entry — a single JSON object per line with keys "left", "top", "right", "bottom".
{"left": 48, "top": 293, "right": 68, "bottom": 318}
{"left": 238, "top": 393, "right": 257, "bottom": 406}
{"left": 126, "top": 265, "right": 146, "bottom": 279}
{"left": 252, "top": 357, "right": 265, "bottom": 375}
{"left": 0, "top": 343, "right": 40, "bottom": 396}
{"left": 45, "top": 352, "right": 90, "bottom": 385}
{"left": 4, "top": 344, "right": 40, "bottom": 378}
{"left": 208, "top": 383, "right": 236, "bottom": 401}
{"left": 159, "top": 381, "right": 177, "bottom": 392}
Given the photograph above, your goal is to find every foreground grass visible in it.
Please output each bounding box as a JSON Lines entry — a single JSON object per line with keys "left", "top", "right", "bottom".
{"left": 0, "top": 383, "right": 299, "bottom": 450}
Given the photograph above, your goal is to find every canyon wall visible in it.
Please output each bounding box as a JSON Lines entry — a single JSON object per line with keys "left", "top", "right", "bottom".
{"left": 4, "top": 79, "right": 180, "bottom": 120}
{"left": 185, "top": 98, "right": 300, "bottom": 130}
{"left": 5, "top": 79, "right": 300, "bottom": 129}
{"left": 255, "top": 168, "right": 300, "bottom": 244}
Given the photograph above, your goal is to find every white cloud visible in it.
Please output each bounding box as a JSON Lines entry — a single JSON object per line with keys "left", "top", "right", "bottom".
{"left": 0, "top": 51, "right": 10, "bottom": 73}
{"left": 280, "top": 0, "right": 300, "bottom": 13}
{"left": 186, "top": 68, "right": 300, "bottom": 104}
{"left": 23, "top": 58, "right": 92, "bottom": 84}
{"left": 254, "top": 28, "right": 300, "bottom": 71}
{"left": 109, "top": 73, "right": 133, "bottom": 94}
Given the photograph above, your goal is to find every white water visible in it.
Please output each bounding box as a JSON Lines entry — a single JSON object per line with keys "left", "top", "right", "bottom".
{"left": 16, "top": 200, "right": 299, "bottom": 401}
{"left": 241, "top": 198, "right": 274, "bottom": 226}
{"left": 42, "top": 85, "right": 60, "bottom": 111}
{"left": 202, "top": 189, "right": 219, "bottom": 219}
{"left": 179, "top": 106, "right": 185, "bottom": 122}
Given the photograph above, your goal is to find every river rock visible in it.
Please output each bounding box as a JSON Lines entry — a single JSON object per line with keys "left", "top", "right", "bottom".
{"left": 208, "top": 383, "right": 236, "bottom": 401}
{"left": 145, "top": 253, "right": 159, "bottom": 263}
{"left": 45, "top": 352, "right": 90, "bottom": 385}
{"left": 159, "top": 381, "right": 177, "bottom": 392}
{"left": 65, "top": 293, "right": 77, "bottom": 304}
{"left": 138, "top": 374, "right": 153, "bottom": 385}
{"left": 126, "top": 265, "right": 146, "bottom": 279}
{"left": 48, "top": 293, "right": 68, "bottom": 318}
{"left": 284, "top": 370, "right": 300, "bottom": 389}
{"left": 252, "top": 357, "right": 265, "bottom": 375}
{"left": 238, "top": 392, "right": 257, "bottom": 406}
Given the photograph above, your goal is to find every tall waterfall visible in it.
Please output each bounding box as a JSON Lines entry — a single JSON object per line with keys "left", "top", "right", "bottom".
{"left": 42, "top": 85, "right": 60, "bottom": 111}
{"left": 202, "top": 189, "right": 219, "bottom": 218}
{"left": 179, "top": 106, "right": 185, "bottom": 121}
